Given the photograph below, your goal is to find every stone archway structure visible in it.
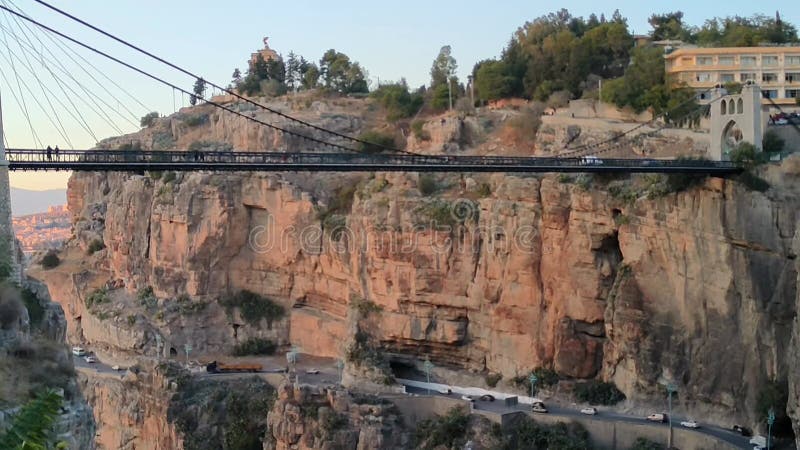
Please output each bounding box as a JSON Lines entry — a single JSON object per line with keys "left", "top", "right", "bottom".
{"left": 709, "top": 84, "right": 762, "bottom": 160}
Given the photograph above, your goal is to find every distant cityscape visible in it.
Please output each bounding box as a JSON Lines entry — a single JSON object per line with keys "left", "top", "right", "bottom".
{"left": 13, "top": 205, "right": 71, "bottom": 255}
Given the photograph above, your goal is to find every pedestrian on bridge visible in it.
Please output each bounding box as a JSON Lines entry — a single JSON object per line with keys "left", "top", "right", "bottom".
{"left": 46, "top": 146, "right": 52, "bottom": 161}
{"left": 54, "top": 146, "right": 60, "bottom": 160}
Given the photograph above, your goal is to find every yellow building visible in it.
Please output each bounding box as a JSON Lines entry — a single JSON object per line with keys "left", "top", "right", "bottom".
{"left": 665, "top": 46, "right": 800, "bottom": 105}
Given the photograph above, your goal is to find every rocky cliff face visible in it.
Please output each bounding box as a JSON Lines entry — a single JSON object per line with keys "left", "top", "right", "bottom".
{"left": 265, "top": 383, "right": 410, "bottom": 450}
{"left": 32, "top": 97, "right": 800, "bottom": 440}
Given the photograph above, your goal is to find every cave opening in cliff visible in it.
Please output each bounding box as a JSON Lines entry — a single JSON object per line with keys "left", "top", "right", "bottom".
{"left": 169, "top": 347, "right": 177, "bottom": 357}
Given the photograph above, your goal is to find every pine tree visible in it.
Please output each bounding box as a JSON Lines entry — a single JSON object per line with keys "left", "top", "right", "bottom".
{"left": 190, "top": 78, "right": 206, "bottom": 106}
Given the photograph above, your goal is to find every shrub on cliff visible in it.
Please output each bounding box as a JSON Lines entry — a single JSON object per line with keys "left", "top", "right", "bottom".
{"left": 495, "top": 416, "right": 590, "bottom": 450}
{"left": 220, "top": 290, "right": 285, "bottom": 328}
{"left": 232, "top": 338, "right": 276, "bottom": 356}
{"left": 574, "top": 380, "right": 626, "bottom": 405}
{"left": 140, "top": 112, "right": 159, "bottom": 128}
{"left": 87, "top": 239, "right": 105, "bottom": 255}
{"left": 21, "top": 288, "right": 44, "bottom": 327}
{"left": 628, "top": 438, "right": 665, "bottom": 450}
{"left": 40, "top": 250, "right": 60, "bottom": 269}
{"left": 357, "top": 130, "right": 395, "bottom": 153}
{"left": 414, "top": 406, "right": 470, "bottom": 450}
{"left": 84, "top": 287, "right": 109, "bottom": 309}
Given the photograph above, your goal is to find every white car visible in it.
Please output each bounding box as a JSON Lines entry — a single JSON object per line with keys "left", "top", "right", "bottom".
{"left": 531, "top": 402, "right": 548, "bottom": 413}
{"left": 111, "top": 365, "right": 121, "bottom": 371}
{"left": 646, "top": 413, "right": 666, "bottom": 423}
{"left": 580, "top": 407, "right": 597, "bottom": 415}
{"left": 582, "top": 155, "right": 603, "bottom": 165}
{"left": 461, "top": 395, "right": 475, "bottom": 402}
{"left": 84, "top": 356, "right": 97, "bottom": 363}
{"left": 680, "top": 419, "right": 699, "bottom": 428}
{"left": 305, "top": 368, "right": 320, "bottom": 374}
{"left": 72, "top": 347, "right": 86, "bottom": 357}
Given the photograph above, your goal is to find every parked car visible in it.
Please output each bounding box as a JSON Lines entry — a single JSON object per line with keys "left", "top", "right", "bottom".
{"left": 680, "top": 419, "right": 699, "bottom": 428}
{"left": 733, "top": 425, "right": 753, "bottom": 437}
{"left": 111, "top": 365, "right": 121, "bottom": 371}
{"left": 531, "top": 402, "right": 548, "bottom": 413}
{"left": 461, "top": 395, "right": 475, "bottom": 402}
{"left": 84, "top": 355, "right": 97, "bottom": 363}
{"left": 72, "top": 347, "right": 86, "bottom": 357}
{"left": 580, "top": 407, "right": 597, "bottom": 415}
{"left": 646, "top": 413, "right": 667, "bottom": 423}
{"left": 479, "top": 394, "right": 495, "bottom": 402}
{"left": 305, "top": 368, "right": 320, "bottom": 374}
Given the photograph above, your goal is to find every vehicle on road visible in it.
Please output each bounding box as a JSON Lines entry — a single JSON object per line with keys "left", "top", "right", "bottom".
{"left": 732, "top": 425, "right": 752, "bottom": 436}
{"left": 461, "top": 395, "right": 475, "bottom": 402}
{"left": 111, "top": 365, "right": 121, "bottom": 371}
{"left": 646, "top": 413, "right": 667, "bottom": 423}
{"left": 438, "top": 389, "right": 452, "bottom": 395}
{"left": 479, "top": 394, "right": 495, "bottom": 402}
{"left": 749, "top": 436, "right": 767, "bottom": 448}
{"left": 531, "top": 401, "right": 548, "bottom": 413}
{"left": 305, "top": 368, "right": 320, "bottom": 374}
{"left": 72, "top": 347, "right": 86, "bottom": 357}
{"left": 84, "top": 356, "right": 96, "bottom": 363}
{"left": 206, "top": 361, "right": 262, "bottom": 373}
{"left": 680, "top": 419, "right": 699, "bottom": 428}
{"left": 580, "top": 407, "right": 597, "bottom": 415}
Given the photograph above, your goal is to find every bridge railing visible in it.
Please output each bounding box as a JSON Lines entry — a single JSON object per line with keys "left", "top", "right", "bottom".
{"left": 4, "top": 149, "right": 740, "bottom": 171}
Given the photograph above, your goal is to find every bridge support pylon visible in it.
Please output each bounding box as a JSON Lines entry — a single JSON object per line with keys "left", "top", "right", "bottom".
{"left": 0, "top": 94, "right": 21, "bottom": 284}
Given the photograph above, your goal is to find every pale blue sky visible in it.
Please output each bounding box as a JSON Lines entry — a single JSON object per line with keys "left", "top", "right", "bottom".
{"left": 2, "top": 0, "right": 798, "bottom": 190}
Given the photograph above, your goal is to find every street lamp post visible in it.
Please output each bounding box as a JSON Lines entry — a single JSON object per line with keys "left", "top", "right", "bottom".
{"left": 336, "top": 359, "right": 344, "bottom": 384}
{"left": 529, "top": 374, "right": 538, "bottom": 399}
{"left": 767, "top": 408, "right": 775, "bottom": 450}
{"left": 423, "top": 359, "right": 434, "bottom": 395}
{"left": 183, "top": 343, "right": 192, "bottom": 362}
{"left": 666, "top": 383, "right": 678, "bottom": 448}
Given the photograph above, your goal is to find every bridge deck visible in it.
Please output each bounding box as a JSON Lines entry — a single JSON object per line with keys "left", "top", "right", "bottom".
{"left": 4, "top": 149, "right": 741, "bottom": 174}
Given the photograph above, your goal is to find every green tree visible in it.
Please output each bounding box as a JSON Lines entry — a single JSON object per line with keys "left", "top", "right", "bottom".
{"left": 370, "top": 81, "right": 424, "bottom": 121}
{"left": 430, "top": 45, "right": 458, "bottom": 88}
{"left": 190, "top": 78, "right": 206, "bottom": 106}
{"left": 0, "top": 390, "right": 64, "bottom": 450}
{"left": 763, "top": 130, "right": 785, "bottom": 153}
{"left": 357, "top": 130, "right": 395, "bottom": 153}
{"left": 473, "top": 60, "right": 518, "bottom": 101}
{"left": 140, "top": 112, "right": 159, "bottom": 128}
{"left": 319, "top": 49, "right": 369, "bottom": 94}
{"left": 285, "top": 51, "right": 300, "bottom": 90}
{"left": 301, "top": 62, "right": 320, "bottom": 90}
{"left": 648, "top": 11, "right": 694, "bottom": 41}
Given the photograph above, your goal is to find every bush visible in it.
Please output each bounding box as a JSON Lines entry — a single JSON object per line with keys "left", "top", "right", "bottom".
{"left": 140, "top": 112, "right": 159, "bottom": 128}
{"left": 418, "top": 174, "right": 438, "bottom": 195}
{"left": 762, "top": 130, "right": 785, "bottom": 154}
{"left": 496, "top": 417, "right": 590, "bottom": 450}
{"left": 735, "top": 171, "right": 770, "bottom": 192}
{"left": 351, "top": 296, "right": 382, "bottom": 316}
{"left": 87, "top": 239, "right": 105, "bottom": 255}
{"left": 84, "top": 287, "right": 109, "bottom": 309}
{"left": 506, "top": 104, "right": 544, "bottom": 143}
{"left": 476, "top": 183, "right": 492, "bottom": 198}
{"left": 486, "top": 373, "right": 502, "bottom": 388}
{"left": 574, "top": 380, "right": 626, "bottom": 405}
{"left": 40, "top": 250, "right": 60, "bottom": 269}
{"left": 629, "top": 438, "right": 665, "bottom": 450}
{"left": 127, "top": 315, "right": 137, "bottom": 326}
{"left": 232, "top": 338, "right": 276, "bottom": 356}
{"left": 183, "top": 114, "right": 208, "bottom": 127}
{"left": 220, "top": 290, "right": 285, "bottom": 327}
{"left": 161, "top": 171, "right": 177, "bottom": 184}
{"left": 414, "top": 406, "right": 470, "bottom": 450}
{"left": 357, "top": 130, "right": 395, "bottom": 153}
{"left": 371, "top": 83, "right": 424, "bottom": 121}
{"left": 137, "top": 286, "right": 157, "bottom": 309}
{"left": 411, "top": 120, "right": 430, "bottom": 140}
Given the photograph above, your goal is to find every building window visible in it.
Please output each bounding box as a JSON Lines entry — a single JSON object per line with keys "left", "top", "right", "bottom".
{"left": 786, "top": 73, "right": 800, "bottom": 83}
{"left": 696, "top": 73, "right": 713, "bottom": 82}
{"left": 762, "top": 55, "right": 779, "bottom": 66}
{"left": 720, "top": 73, "right": 736, "bottom": 83}
{"left": 762, "top": 73, "right": 778, "bottom": 83}
{"left": 696, "top": 56, "right": 713, "bottom": 66}
{"left": 681, "top": 57, "right": 693, "bottom": 65}
{"left": 740, "top": 73, "right": 756, "bottom": 82}
{"left": 787, "top": 89, "right": 800, "bottom": 99}
{"left": 786, "top": 55, "right": 800, "bottom": 66}
{"left": 762, "top": 90, "right": 778, "bottom": 99}
{"left": 741, "top": 56, "right": 757, "bottom": 67}
{"left": 718, "top": 56, "right": 735, "bottom": 66}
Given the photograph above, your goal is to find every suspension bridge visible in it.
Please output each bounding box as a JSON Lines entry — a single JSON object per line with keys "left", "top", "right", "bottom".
{"left": 3, "top": 148, "right": 741, "bottom": 174}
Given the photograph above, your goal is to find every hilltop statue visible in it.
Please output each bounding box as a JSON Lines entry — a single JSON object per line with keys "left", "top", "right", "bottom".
{"left": 263, "top": 36, "right": 270, "bottom": 49}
